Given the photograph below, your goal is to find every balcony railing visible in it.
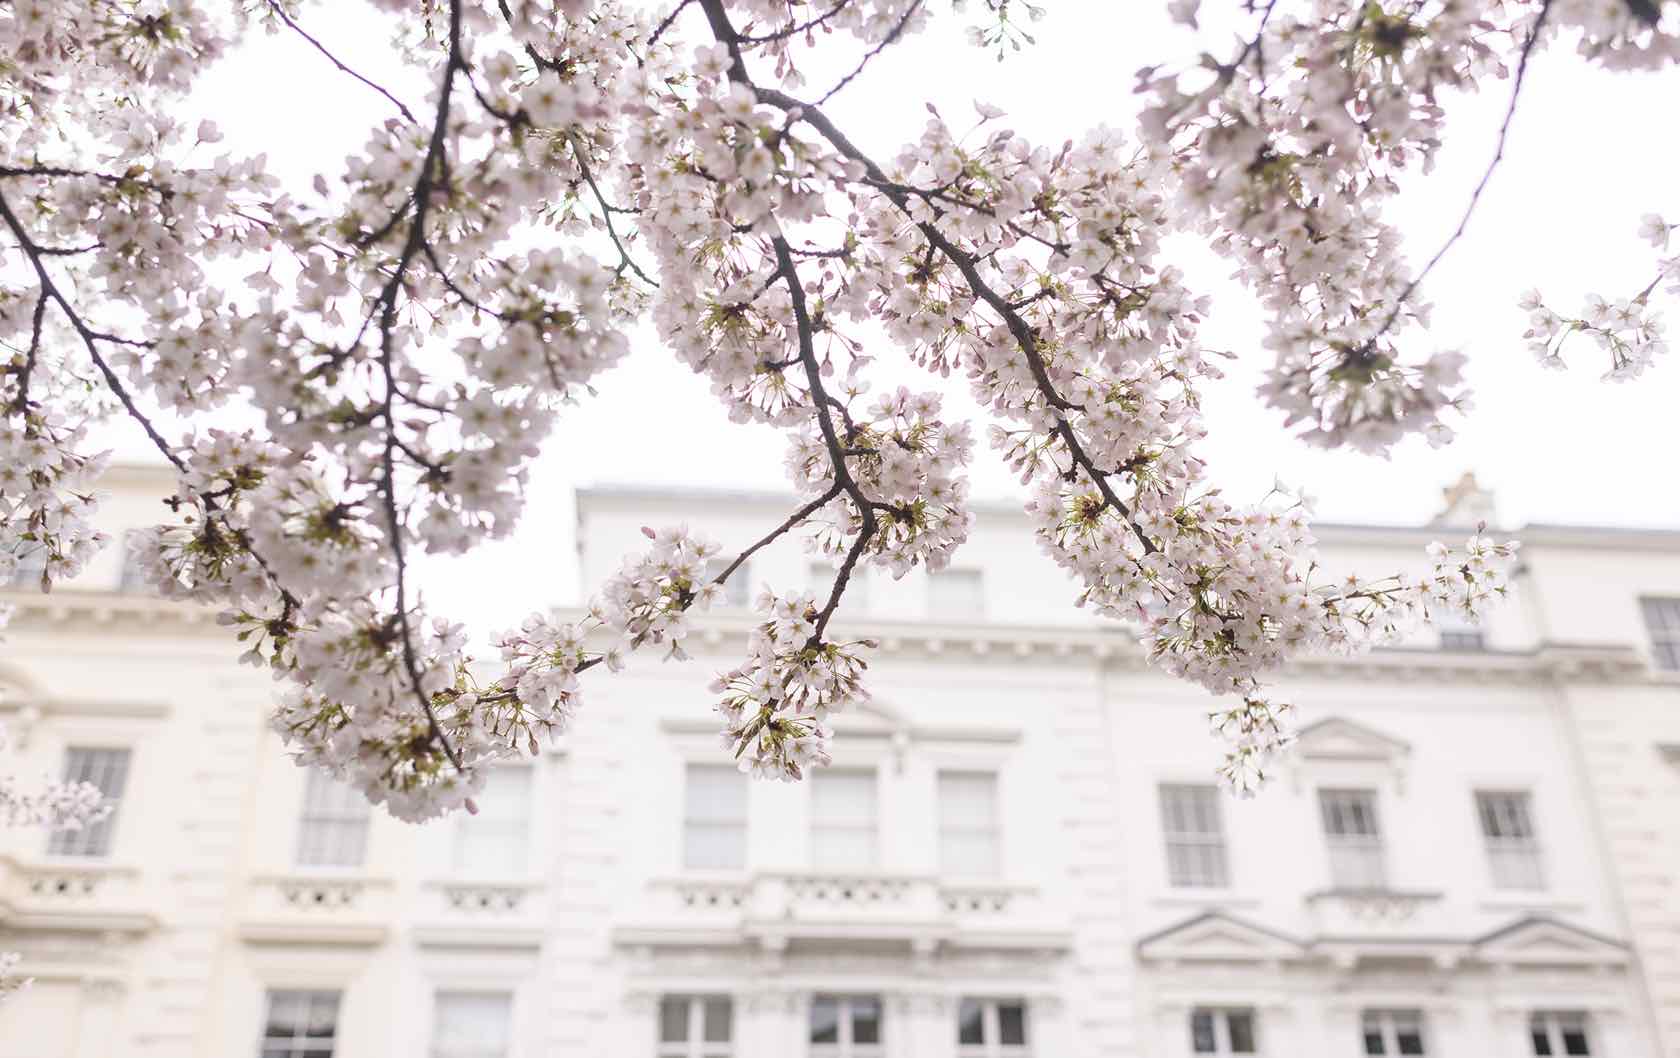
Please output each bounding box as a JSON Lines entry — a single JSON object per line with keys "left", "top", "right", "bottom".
{"left": 409, "top": 879, "right": 547, "bottom": 948}
{"left": 1305, "top": 887, "right": 1444, "bottom": 937}
{"left": 240, "top": 873, "right": 394, "bottom": 944}
{"left": 638, "top": 872, "right": 1064, "bottom": 950}
{"left": 0, "top": 855, "right": 155, "bottom": 933}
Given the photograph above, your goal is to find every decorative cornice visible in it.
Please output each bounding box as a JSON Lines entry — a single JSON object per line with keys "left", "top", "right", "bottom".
{"left": 410, "top": 925, "right": 544, "bottom": 950}
{"left": 554, "top": 607, "right": 1663, "bottom": 687}
{"left": 1135, "top": 908, "right": 1630, "bottom": 972}
{"left": 236, "top": 922, "right": 390, "bottom": 946}
{"left": 0, "top": 588, "right": 223, "bottom": 637}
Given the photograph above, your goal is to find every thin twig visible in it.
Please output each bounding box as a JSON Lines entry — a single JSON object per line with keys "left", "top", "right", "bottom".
{"left": 266, "top": 0, "right": 419, "bottom": 124}
{"left": 1367, "top": 0, "right": 1555, "bottom": 345}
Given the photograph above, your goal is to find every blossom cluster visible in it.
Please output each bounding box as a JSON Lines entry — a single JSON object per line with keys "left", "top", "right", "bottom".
{"left": 1520, "top": 214, "right": 1676, "bottom": 380}
{"left": 710, "top": 590, "right": 873, "bottom": 780}
{"left": 0, "top": 0, "right": 1658, "bottom": 821}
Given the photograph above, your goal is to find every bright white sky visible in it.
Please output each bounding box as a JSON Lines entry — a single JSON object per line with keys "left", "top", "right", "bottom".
{"left": 120, "top": 1, "right": 1680, "bottom": 628}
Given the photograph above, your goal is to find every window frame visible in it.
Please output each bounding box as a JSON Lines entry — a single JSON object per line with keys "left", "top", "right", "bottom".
{"left": 428, "top": 989, "right": 514, "bottom": 1058}
{"left": 955, "top": 997, "right": 1029, "bottom": 1058}
{"left": 657, "top": 994, "right": 734, "bottom": 1058}
{"left": 1640, "top": 596, "right": 1680, "bottom": 672}
{"left": 1159, "top": 783, "right": 1231, "bottom": 889}
{"left": 1475, "top": 790, "right": 1545, "bottom": 891}
{"left": 258, "top": 988, "right": 341, "bottom": 1058}
{"left": 295, "top": 769, "right": 373, "bottom": 870}
{"left": 452, "top": 764, "right": 534, "bottom": 879}
{"left": 1529, "top": 1011, "right": 1593, "bottom": 1056}
{"left": 811, "top": 768, "right": 880, "bottom": 871}
{"left": 705, "top": 559, "right": 751, "bottom": 609}
{"left": 47, "top": 745, "right": 131, "bottom": 858}
{"left": 683, "top": 763, "right": 748, "bottom": 871}
{"left": 117, "top": 529, "right": 153, "bottom": 593}
{"left": 1318, "top": 787, "right": 1387, "bottom": 890}
{"left": 1190, "top": 1007, "right": 1258, "bottom": 1056}
{"left": 4, "top": 541, "right": 49, "bottom": 589}
{"left": 927, "top": 568, "right": 985, "bottom": 619}
{"left": 938, "top": 769, "right": 1001, "bottom": 878}
{"left": 808, "top": 994, "right": 884, "bottom": 1058}
{"left": 1435, "top": 605, "right": 1487, "bottom": 651}
{"left": 1361, "top": 1009, "right": 1428, "bottom": 1056}
{"left": 809, "top": 561, "right": 867, "bottom": 613}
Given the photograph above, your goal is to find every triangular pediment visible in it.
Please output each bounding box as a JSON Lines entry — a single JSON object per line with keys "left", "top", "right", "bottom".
{"left": 1473, "top": 916, "right": 1627, "bottom": 967}
{"left": 1294, "top": 717, "right": 1410, "bottom": 763}
{"left": 1136, "top": 912, "right": 1304, "bottom": 963}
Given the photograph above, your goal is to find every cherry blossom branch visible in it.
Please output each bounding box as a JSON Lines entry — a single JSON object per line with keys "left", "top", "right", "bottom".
{"left": 753, "top": 85, "right": 1160, "bottom": 554}
{"left": 711, "top": 481, "right": 844, "bottom": 586}
{"left": 736, "top": 0, "right": 853, "bottom": 43}
{"left": 264, "top": 0, "right": 419, "bottom": 124}
{"left": 768, "top": 234, "right": 881, "bottom": 641}
{"left": 5, "top": 294, "right": 48, "bottom": 417}
{"left": 368, "top": 0, "right": 472, "bottom": 774}
{"left": 567, "top": 132, "right": 658, "bottom": 285}
{"left": 1365, "top": 0, "right": 1555, "bottom": 347}
{"left": 814, "top": 0, "right": 923, "bottom": 105}
{"left": 0, "top": 186, "right": 183, "bottom": 472}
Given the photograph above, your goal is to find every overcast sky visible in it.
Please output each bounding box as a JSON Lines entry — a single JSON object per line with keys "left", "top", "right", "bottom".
{"left": 128, "top": 2, "right": 1680, "bottom": 625}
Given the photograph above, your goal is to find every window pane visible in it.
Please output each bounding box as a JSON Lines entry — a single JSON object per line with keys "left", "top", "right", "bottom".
{"left": 304, "top": 993, "right": 339, "bottom": 1038}
{"left": 1642, "top": 597, "right": 1680, "bottom": 671}
{"left": 685, "top": 821, "right": 747, "bottom": 870}
{"left": 454, "top": 767, "right": 531, "bottom": 876}
{"left": 940, "top": 831, "right": 999, "bottom": 876}
{"left": 1321, "top": 790, "right": 1381, "bottom": 836}
{"left": 998, "top": 1002, "right": 1026, "bottom": 1046}
{"left": 706, "top": 559, "right": 750, "bottom": 608}
{"left": 685, "top": 765, "right": 747, "bottom": 870}
{"left": 702, "top": 997, "right": 731, "bottom": 1043}
{"left": 851, "top": 997, "right": 881, "bottom": 1045}
{"left": 262, "top": 990, "right": 340, "bottom": 1056}
{"left": 810, "top": 562, "right": 867, "bottom": 611}
{"left": 1561, "top": 1026, "right": 1590, "bottom": 1056}
{"left": 660, "top": 998, "right": 688, "bottom": 1043}
{"left": 432, "top": 992, "right": 512, "bottom": 1056}
{"left": 1321, "top": 789, "right": 1385, "bottom": 888}
{"left": 1227, "top": 1011, "right": 1256, "bottom": 1054}
{"left": 810, "top": 997, "right": 839, "bottom": 1044}
{"left": 939, "top": 772, "right": 999, "bottom": 876}
{"left": 1191, "top": 1011, "right": 1217, "bottom": 1054}
{"left": 1531, "top": 1021, "right": 1554, "bottom": 1056}
{"left": 1364, "top": 1029, "right": 1387, "bottom": 1056}
{"left": 48, "top": 747, "right": 130, "bottom": 857}
{"left": 928, "top": 569, "right": 984, "bottom": 618}
{"left": 687, "top": 765, "right": 748, "bottom": 823}
{"left": 957, "top": 999, "right": 984, "bottom": 1045}
{"left": 1162, "top": 784, "right": 1229, "bottom": 888}
{"left": 298, "top": 771, "right": 371, "bottom": 868}
{"left": 813, "top": 770, "right": 877, "bottom": 870}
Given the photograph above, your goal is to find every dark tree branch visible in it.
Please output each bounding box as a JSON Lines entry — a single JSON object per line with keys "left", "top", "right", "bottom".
{"left": 683, "top": 26, "right": 1160, "bottom": 554}
{"left": 814, "top": 0, "right": 923, "bottom": 105}
{"left": 711, "top": 481, "right": 844, "bottom": 587}
{"left": 0, "top": 187, "right": 184, "bottom": 472}
{"left": 265, "top": 0, "right": 419, "bottom": 124}
{"left": 568, "top": 133, "right": 658, "bottom": 286}
{"left": 1366, "top": 0, "right": 1555, "bottom": 347}
{"left": 370, "top": 0, "right": 472, "bottom": 774}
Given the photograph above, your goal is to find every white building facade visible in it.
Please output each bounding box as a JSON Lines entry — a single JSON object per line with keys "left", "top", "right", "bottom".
{"left": 1, "top": 470, "right": 1678, "bottom": 1058}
